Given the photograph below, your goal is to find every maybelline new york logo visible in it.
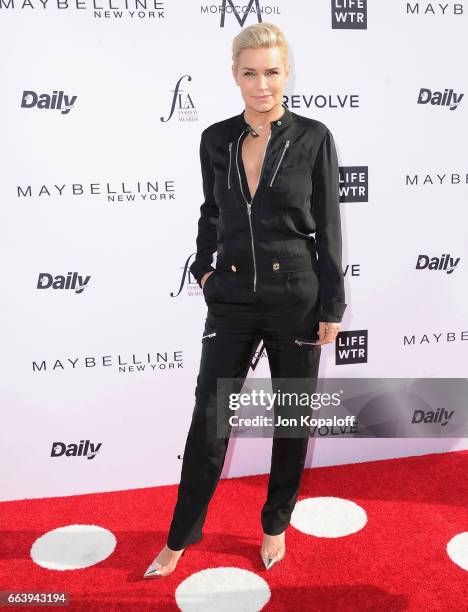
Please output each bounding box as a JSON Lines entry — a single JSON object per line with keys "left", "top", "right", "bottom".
{"left": 415, "top": 254, "right": 460, "bottom": 274}
{"left": 405, "top": 172, "right": 468, "bottom": 186}
{"left": 17, "top": 180, "right": 175, "bottom": 203}
{"left": 406, "top": 3, "right": 464, "bottom": 16}
{"left": 21, "top": 90, "right": 77, "bottom": 115}
{"left": 2, "top": 1, "right": 166, "bottom": 19}
{"left": 160, "top": 75, "right": 197, "bottom": 123}
{"left": 417, "top": 87, "right": 463, "bottom": 110}
{"left": 51, "top": 440, "right": 101, "bottom": 460}
{"left": 37, "top": 272, "right": 91, "bottom": 293}
{"left": 404, "top": 329, "right": 468, "bottom": 346}
{"left": 33, "top": 351, "right": 183, "bottom": 373}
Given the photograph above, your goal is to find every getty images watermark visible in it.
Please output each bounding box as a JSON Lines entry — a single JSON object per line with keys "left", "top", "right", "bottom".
{"left": 214, "top": 377, "right": 468, "bottom": 438}
{"left": 228, "top": 388, "right": 355, "bottom": 430}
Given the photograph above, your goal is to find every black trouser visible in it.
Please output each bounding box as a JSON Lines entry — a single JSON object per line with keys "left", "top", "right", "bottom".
{"left": 166, "top": 262, "right": 322, "bottom": 550}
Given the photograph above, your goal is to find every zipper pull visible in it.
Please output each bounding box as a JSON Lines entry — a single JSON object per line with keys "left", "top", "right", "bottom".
{"left": 247, "top": 202, "right": 252, "bottom": 214}
{"left": 202, "top": 332, "right": 217, "bottom": 339}
{"left": 294, "top": 338, "right": 316, "bottom": 346}
{"left": 269, "top": 139, "right": 290, "bottom": 187}
{"left": 228, "top": 142, "right": 232, "bottom": 190}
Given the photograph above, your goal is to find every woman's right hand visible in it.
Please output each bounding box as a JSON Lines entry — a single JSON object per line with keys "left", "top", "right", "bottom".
{"left": 201, "top": 271, "right": 214, "bottom": 290}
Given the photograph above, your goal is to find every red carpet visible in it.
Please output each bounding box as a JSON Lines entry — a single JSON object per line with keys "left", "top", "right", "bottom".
{"left": 0, "top": 450, "right": 467, "bottom": 611}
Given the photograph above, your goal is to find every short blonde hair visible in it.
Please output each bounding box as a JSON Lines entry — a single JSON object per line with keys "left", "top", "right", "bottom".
{"left": 232, "top": 22, "right": 289, "bottom": 70}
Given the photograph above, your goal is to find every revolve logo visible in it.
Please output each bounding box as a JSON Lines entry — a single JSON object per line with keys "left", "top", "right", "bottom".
{"left": 284, "top": 94, "right": 360, "bottom": 110}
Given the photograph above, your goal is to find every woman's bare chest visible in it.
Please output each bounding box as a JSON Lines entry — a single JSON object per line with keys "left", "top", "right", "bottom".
{"left": 241, "top": 132, "right": 271, "bottom": 201}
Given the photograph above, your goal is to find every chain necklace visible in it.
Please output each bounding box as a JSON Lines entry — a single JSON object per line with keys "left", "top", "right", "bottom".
{"left": 246, "top": 123, "right": 270, "bottom": 138}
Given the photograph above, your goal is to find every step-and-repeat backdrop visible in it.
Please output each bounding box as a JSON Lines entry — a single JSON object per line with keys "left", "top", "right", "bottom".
{"left": 1, "top": 2, "right": 467, "bottom": 501}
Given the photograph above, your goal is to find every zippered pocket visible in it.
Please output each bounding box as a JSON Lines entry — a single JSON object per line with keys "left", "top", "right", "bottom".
{"left": 227, "top": 142, "right": 233, "bottom": 190}
{"left": 202, "top": 331, "right": 217, "bottom": 340}
{"left": 269, "top": 139, "right": 290, "bottom": 187}
{"left": 294, "top": 337, "right": 319, "bottom": 347}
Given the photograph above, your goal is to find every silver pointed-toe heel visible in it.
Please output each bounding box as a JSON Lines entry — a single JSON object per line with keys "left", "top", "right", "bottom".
{"left": 260, "top": 547, "right": 286, "bottom": 570}
{"left": 143, "top": 548, "right": 186, "bottom": 578}
{"left": 143, "top": 564, "right": 162, "bottom": 578}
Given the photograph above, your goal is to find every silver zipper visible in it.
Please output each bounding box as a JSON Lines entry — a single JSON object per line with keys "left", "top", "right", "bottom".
{"left": 246, "top": 202, "right": 257, "bottom": 290}
{"left": 228, "top": 142, "right": 232, "bottom": 189}
{"left": 269, "top": 140, "right": 290, "bottom": 187}
{"left": 235, "top": 129, "right": 272, "bottom": 292}
{"left": 202, "top": 332, "right": 217, "bottom": 339}
{"left": 294, "top": 338, "right": 316, "bottom": 346}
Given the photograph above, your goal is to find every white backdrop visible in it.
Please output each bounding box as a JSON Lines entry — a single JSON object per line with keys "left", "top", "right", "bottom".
{"left": 1, "top": 1, "right": 467, "bottom": 502}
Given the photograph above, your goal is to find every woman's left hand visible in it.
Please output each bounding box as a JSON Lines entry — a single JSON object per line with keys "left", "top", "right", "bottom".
{"left": 313, "top": 321, "right": 340, "bottom": 345}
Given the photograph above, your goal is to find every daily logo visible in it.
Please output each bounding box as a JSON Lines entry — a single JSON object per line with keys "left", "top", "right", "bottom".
{"left": 415, "top": 253, "right": 460, "bottom": 274}
{"left": 51, "top": 440, "right": 102, "bottom": 460}
{"left": 21, "top": 90, "right": 77, "bottom": 115}
{"left": 411, "top": 408, "right": 454, "bottom": 427}
{"left": 37, "top": 272, "right": 91, "bottom": 293}
{"left": 417, "top": 87, "right": 463, "bottom": 110}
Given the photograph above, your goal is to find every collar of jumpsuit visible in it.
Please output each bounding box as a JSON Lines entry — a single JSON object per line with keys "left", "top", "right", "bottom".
{"left": 235, "top": 101, "right": 293, "bottom": 132}
{"left": 232, "top": 101, "right": 293, "bottom": 207}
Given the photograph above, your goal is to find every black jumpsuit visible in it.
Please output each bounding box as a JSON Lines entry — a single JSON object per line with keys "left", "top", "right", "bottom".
{"left": 166, "top": 102, "right": 347, "bottom": 550}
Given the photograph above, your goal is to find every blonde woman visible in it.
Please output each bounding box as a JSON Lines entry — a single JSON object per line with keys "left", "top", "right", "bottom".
{"left": 144, "top": 22, "right": 346, "bottom": 577}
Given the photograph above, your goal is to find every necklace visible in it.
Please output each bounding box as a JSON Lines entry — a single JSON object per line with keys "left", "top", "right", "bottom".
{"left": 247, "top": 123, "right": 270, "bottom": 138}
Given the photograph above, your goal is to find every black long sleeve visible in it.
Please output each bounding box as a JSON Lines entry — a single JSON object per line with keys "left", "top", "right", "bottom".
{"left": 311, "top": 128, "right": 347, "bottom": 323}
{"left": 189, "top": 130, "right": 219, "bottom": 287}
